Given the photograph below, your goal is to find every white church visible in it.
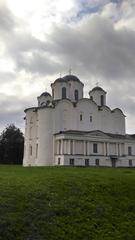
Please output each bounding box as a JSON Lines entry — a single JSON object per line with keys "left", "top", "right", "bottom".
{"left": 23, "top": 74, "right": 135, "bottom": 167}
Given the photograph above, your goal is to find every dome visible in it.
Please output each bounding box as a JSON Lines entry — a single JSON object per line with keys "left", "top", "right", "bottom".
{"left": 63, "top": 74, "right": 81, "bottom": 83}
{"left": 90, "top": 86, "right": 106, "bottom": 93}
{"left": 40, "top": 92, "right": 51, "bottom": 97}
{"left": 53, "top": 77, "right": 67, "bottom": 84}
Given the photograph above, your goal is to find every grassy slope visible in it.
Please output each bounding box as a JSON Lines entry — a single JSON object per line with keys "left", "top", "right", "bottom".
{"left": 0, "top": 166, "right": 135, "bottom": 240}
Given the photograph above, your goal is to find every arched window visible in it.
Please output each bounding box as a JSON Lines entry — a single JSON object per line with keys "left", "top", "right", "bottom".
{"left": 52, "top": 89, "right": 54, "bottom": 98}
{"left": 62, "top": 87, "right": 66, "bottom": 99}
{"left": 74, "top": 89, "right": 79, "bottom": 101}
{"left": 101, "top": 95, "right": 104, "bottom": 106}
{"left": 90, "top": 96, "right": 93, "bottom": 101}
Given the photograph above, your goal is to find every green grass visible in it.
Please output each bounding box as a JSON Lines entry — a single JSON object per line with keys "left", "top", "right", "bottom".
{"left": 0, "top": 166, "right": 135, "bottom": 240}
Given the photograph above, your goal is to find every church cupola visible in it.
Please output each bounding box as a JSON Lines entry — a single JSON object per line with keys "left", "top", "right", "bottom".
{"left": 63, "top": 74, "right": 84, "bottom": 102}
{"left": 89, "top": 86, "right": 106, "bottom": 106}
{"left": 37, "top": 92, "right": 52, "bottom": 107}
{"left": 51, "top": 74, "right": 84, "bottom": 102}
{"left": 51, "top": 77, "right": 69, "bottom": 100}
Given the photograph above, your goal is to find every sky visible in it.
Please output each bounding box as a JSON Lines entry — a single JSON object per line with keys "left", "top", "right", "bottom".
{"left": 0, "top": 0, "right": 135, "bottom": 133}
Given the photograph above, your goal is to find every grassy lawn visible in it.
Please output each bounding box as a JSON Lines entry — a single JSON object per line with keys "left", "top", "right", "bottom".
{"left": 0, "top": 166, "right": 135, "bottom": 240}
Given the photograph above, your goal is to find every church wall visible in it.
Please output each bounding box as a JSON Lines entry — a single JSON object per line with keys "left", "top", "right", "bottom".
{"left": 37, "top": 108, "right": 53, "bottom": 166}
{"left": 76, "top": 100, "right": 99, "bottom": 132}
{"left": 23, "top": 109, "right": 38, "bottom": 166}
{"left": 112, "top": 109, "right": 125, "bottom": 135}
{"left": 53, "top": 100, "right": 74, "bottom": 133}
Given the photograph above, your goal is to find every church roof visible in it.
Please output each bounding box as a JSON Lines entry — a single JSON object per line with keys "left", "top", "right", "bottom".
{"left": 89, "top": 86, "right": 106, "bottom": 94}
{"left": 52, "top": 78, "right": 67, "bottom": 85}
{"left": 63, "top": 74, "right": 80, "bottom": 82}
{"left": 40, "top": 92, "right": 51, "bottom": 97}
{"left": 55, "top": 130, "right": 135, "bottom": 140}
{"left": 52, "top": 75, "right": 84, "bottom": 86}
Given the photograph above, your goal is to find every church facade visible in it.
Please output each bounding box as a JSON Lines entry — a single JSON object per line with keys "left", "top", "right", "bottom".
{"left": 23, "top": 74, "right": 135, "bottom": 167}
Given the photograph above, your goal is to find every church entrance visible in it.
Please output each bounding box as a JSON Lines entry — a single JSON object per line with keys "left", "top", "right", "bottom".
{"left": 110, "top": 156, "right": 118, "bottom": 167}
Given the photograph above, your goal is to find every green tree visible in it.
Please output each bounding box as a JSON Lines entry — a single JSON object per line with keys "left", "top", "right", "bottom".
{"left": 0, "top": 124, "right": 24, "bottom": 164}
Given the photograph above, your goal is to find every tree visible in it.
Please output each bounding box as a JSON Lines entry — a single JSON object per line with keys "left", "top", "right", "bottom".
{"left": 0, "top": 124, "right": 24, "bottom": 164}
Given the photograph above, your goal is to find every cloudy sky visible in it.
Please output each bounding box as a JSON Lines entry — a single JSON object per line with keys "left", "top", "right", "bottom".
{"left": 0, "top": 0, "right": 135, "bottom": 133}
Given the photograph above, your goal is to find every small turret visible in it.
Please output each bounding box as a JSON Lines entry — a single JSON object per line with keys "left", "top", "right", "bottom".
{"left": 89, "top": 86, "right": 106, "bottom": 106}
{"left": 37, "top": 92, "right": 52, "bottom": 107}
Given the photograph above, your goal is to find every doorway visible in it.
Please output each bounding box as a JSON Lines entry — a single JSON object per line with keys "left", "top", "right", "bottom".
{"left": 111, "top": 158, "right": 116, "bottom": 168}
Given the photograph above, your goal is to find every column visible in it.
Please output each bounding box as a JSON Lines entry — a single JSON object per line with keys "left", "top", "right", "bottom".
{"left": 68, "top": 140, "right": 71, "bottom": 155}
{"left": 83, "top": 141, "right": 86, "bottom": 155}
{"left": 107, "top": 143, "right": 110, "bottom": 156}
{"left": 87, "top": 141, "right": 90, "bottom": 155}
{"left": 61, "top": 140, "right": 63, "bottom": 155}
{"left": 103, "top": 142, "right": 106, "bottom": 156}
{"left": 119, "top": 144, "right": 122, "bottom": 156}
{"left": 73, "top": 140, "right": 75, "bottom": 155}
{"left": 116, "top": 143, "right": 118, "bottom": 156}
{"left": 56, "top": 140, "right": 59, "bottom": 155}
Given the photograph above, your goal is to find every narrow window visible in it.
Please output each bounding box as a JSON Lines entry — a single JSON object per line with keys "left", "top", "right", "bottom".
{"left": 30, "top": 126, "right": 32, "bottom": 139}
{"left": 80, "top": 114, "right": 82, "bottom": 121}
{"left": 70, "top": 158, "right": 74, "bottom": 166}
{"left": 90, "top": 116, "right": 92, "bottom": 122}
{"left": 36, "top": 144, "right": 38, "bottom": 158}
{"left": 74, "top": 89, "right": 79, "bottom": 101}
{"left": 129, "top": 160, "right": 132, "bottom": 167}
{"left": 58, "top": 158, "right": 61, "bottom": 165}
{"left": 85, "top": 159, "right": 89, "bottom": 166}
{"left": 95, "top": 159, "right": 99, "bottom": 166}
{"left": 90, "top": 96, "right": 93, "bottom": 101}
{"left": 101, "top": 95, "right": 104, "bottom": 106}
{"left": 62, "top": 87, "right": 66, "bottom": 99}
{"left": 128, "top": 146, "right": 132, "bottom": 156}
{"left": 93, "top": 143, "right": 98, "bottom": 153}
{"left": 52, "top": 88, "right": 54, "bottom": 98}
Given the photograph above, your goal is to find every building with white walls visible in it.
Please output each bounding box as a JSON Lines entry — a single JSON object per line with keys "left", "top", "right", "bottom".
{"left": 23, "top": 74, "right": 135, "bottom": 167}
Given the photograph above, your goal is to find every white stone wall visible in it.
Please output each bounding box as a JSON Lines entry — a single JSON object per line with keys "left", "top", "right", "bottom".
{"left": 23, "top": 108, "right": 53, "bottom": 166}
{"left": 54, "top": 98, "right": 125, "bottom": 135}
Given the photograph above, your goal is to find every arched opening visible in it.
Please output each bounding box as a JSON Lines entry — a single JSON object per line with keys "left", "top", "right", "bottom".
{"left": 74, "top": 89, "right": 79, "bottom": 101}
{"left": 52, "top": 88, "right": 54, "bottom": 98}
{"left": 90, "top": 96, "right": 93, "bottom": 101}
{"left": 62, "top": 87, "right": 66, "bottom": 99}
{"left": 101, "top": 95, "right": 104, "bottom": 106}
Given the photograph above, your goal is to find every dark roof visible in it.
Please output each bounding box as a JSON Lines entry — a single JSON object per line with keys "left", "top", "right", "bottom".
{"left": 90, "top": 86, "right": 106, "bottom": 93}
{"left": 63, "top": 74, "right": 81, "bottom": 83}
{"left": 52, "top": 78, "right": 67, "bottom": 85}
{"left": 52, "top": 75, "right": 84, "bottom": 86}
{"left": 40, "top": 92, "right": 51, "bottom": 97}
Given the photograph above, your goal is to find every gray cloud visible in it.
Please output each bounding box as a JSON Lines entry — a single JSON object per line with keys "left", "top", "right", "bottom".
{"left": 0, "top": 1, "right": 135, "bottom": 133}
{"left": 0, "top": 4, "right": 15, "bottom": 32}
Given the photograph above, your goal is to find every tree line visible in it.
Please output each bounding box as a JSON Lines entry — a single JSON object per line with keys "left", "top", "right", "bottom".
{"left": 0, "top": 124, "right": 24, "bottom": 164}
